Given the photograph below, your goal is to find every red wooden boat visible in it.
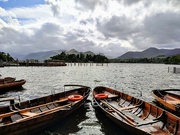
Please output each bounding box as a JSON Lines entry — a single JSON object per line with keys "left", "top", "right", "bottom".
{"left": 93, "top": 86, "right": 180, "bottom": 135}
{"left": 152, "top": 89, "right": 180, "bottom": 114}
{"left": 0, "top": 79, "right": 26, "bottom": 91}
{"left": 0, "top": 84, "right": 90, "bottom": 135}
{"left": 0, "top": 77, "right": 16, "bottom": 84}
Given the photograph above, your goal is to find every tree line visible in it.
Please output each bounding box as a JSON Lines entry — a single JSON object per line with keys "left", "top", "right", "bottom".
{"left": 0, "top": 51, "right": 179, "bottom": 64}
{"left": 110, "top": 54, "right": 180, "bottom": 64}
{"left": 50, "top": 51, "right": 109, "bottom": 63}
{"left": 0, "top": 52, "right": 14, "bottom": 62}
{"left": 164, "top": 54, "right": 180, "bottom": 64}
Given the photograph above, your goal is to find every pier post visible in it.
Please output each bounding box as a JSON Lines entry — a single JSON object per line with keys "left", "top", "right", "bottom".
{"left": 173, "top": 67, "right": 176, "bottom": 73}
{"left": 168, "top": 67, "right": 169, "bottom": 73}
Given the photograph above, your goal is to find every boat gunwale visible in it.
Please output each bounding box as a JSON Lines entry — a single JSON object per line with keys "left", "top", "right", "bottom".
{"left": 93, "top": 86, "right": 180, "bottom": 135}
{"left": 0, "top": 85, "right": 91, "bottom": 135}
{"left": 152, "top": 89, "right": 180, "bottom": 112}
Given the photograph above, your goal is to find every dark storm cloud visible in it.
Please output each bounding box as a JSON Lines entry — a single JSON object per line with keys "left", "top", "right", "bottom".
{"left": 0, "top": 22, "right": 66, "bottom": 54}
{"left": 121, "top": 0, "right": 141, "bottom": 6}
{"left": 143, "top": 11, "right": 180, "bottom": 46}
{"left": 96, "top": 15, "right": 140, "bottom": 40}
{"left": 45, "top": 0, "right": 60, "bottom": 16}
{"left": 64, "top": 32, "right": 77, "bottom": 42}
{"left": 33, "top": 22, "right": 63, "bottom": 38}
{"left": 0, "top": 27, "right": 29, "bottom": 44}
{"left": 31, "top": 22, "right": 97, "bottom": 53}
{"left": 168, "top": 0, "right": 180, "bottom": 7}
{"left": 0, "top": 26, "right": 31, "bottom": 53}
{"left": 30, "top": 22, "right": 66, "bottom": 51}
{"left": 75, "top": 0, "right": 102, "bottom": 10}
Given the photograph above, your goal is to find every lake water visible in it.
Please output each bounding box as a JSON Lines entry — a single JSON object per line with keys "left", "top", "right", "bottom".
{"left": 0, "top": 63, "right": 180, "bottom": 135}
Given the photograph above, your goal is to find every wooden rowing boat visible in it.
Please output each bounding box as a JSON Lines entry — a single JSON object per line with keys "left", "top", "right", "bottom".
{"left": 0, "top": 77, "right": 16, "bottom": 84}
{"left": 0, "top": 84, "right": 90, "bottom": 135}
{"left": 93, "top": 86, "right": 180, "bottom": 135}
{"left": 0, "top": 79, "right": 26, "bottom": 92}
{"left": 152, "top": 89, "right": 180, "bottom": 114}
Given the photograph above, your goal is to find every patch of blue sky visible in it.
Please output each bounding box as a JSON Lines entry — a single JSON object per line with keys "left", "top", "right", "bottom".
{"left": 18, "top": 18, "right": 36, "bottom": 25}
{"left": 0, "top": 0, "right": 45, "bottom": 9}
{"left": 0, "top": 16, "right": 31, "bottom": 25}
{"left": 0, "top": 16, "right": 8, "bottom": 24}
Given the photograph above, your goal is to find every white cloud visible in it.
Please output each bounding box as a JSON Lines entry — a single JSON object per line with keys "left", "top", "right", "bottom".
{"left": 0, "top": 0, "right": 8, "bottom": 2}
{"left": 0, "top": 0, "right": 180, "bottom": 59}
{"left": 75, "top": 0, "right": 102, "bottom": 10}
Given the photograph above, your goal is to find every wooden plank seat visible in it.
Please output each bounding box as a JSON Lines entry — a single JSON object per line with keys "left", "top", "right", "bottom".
{"left": 103, "top": 91, "right": 119, "bottom": 99}
{"left": 119, "top": 104, "right": 142, "bottom": 111}
{"left": 166, "top": 100, "right": 180, "bottom": 105}
{"left": 136, "top": 119, "right": 160, "bottom": 127}
{"left": 0, "top": 98, "right": 69, "bottom": 119}
{"left": 164, "top": 94, "right": 179, "bottom": 101}
{"left": 16, "top": 103, "right": 73, "bottom": 123}
{"left": 20, "top": 112, "right": 37, "bottom": 117}
{"left": 108, "top": 94, "right": 119, "bottom": 98}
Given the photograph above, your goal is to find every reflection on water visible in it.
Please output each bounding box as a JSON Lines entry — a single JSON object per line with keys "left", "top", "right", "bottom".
{"left": 0, "top": 86, "right": 25, "bottom": 95}
{"left": 0, "top": 86, "right": 26, "bottom": 106}
{"left": 0, "top": 64, "right": 180, "bottom": 134}
{"left": 40, "top": 104, "right": 89, "bottom": 135}
{"left": 94, "top": 109, "right": 132, "bottom": 135}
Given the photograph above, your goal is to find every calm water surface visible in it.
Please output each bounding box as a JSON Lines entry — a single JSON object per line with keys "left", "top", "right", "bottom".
{"left": 0, "top": 63, "right": 180, "bottom": 135}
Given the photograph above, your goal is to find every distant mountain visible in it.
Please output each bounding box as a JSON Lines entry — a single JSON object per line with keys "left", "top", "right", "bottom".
{"left": 65, "top": 49, "right": 80, "bottom": 55}
{"left": 23, "top": 49, "right": 96, "bottom": 61}
{"left": 117, "top": 47, "right": 180, "bottom": 59}
{"left": 65, "top": 49, "right": 95, "bottom": 56}
{"left": 23, "top": 50, "right": 64, "bottom": 61}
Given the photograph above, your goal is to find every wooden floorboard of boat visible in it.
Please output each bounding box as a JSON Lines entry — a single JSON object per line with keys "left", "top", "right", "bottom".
{"left": 106, "top": 100, "right": 165, "bottom": 129}
{"left": 150, "top": 126, "right": 169, "bottom": 135}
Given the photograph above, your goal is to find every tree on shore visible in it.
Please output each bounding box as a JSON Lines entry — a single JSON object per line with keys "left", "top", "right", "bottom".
{"left": 164, "top": 54, "right": 180, "bottom": 64}
{"left": 51, "top": 52, "right": 109, "bottom": 63}
{"left": 0, "top": 52, "right": 14, "bottom": 61}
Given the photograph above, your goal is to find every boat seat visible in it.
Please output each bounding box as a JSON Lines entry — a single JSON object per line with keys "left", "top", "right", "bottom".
{"left": 20, "top": 112, "right": 37, "bottom": 117}
{"left": 58, "top": 98, "right": 68, "bottom": 102}
{"left": 108, "top": 94, "right": 119, "bottom": 98}
{"left": 119, "top": 105, "right": 140, "bottom": 111}
{"left": 164, "top": 94, "right": 179, "bottom": 101}
{"left": 166, "top": 100, "right": 180, "bottom": 105}
{"left": 103, "top": 91, "right": 119, "bottom": 99}
{"left": 136, "top": 119, "right": 160, "bottom": 127}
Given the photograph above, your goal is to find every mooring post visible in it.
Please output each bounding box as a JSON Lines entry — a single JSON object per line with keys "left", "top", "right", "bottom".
{"left": 173, "top": 67, "right": 176, "bottom": 73}
{"left": 168, "top": 67, "right": 169, "bottom": 73}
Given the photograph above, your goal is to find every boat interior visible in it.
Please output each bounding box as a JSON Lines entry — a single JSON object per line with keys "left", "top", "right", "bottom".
{"left": 94, "top": 87, "right": 180, "bottom": 135}
{"left": 0, "top": 86, "right": 89, "bottom": 126}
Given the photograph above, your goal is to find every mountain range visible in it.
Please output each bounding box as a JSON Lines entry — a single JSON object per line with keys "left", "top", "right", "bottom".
{"left": 117, "top": 47, "right": 180, "bottom": 59}
{"left": 23, "top": 49, "right": 95, "bottom": 61}
{"left": 22, "top": 47, "right": 180, "bottom": 61}
{"left": 23, "top": 50, "right": 64, "bottom": 61}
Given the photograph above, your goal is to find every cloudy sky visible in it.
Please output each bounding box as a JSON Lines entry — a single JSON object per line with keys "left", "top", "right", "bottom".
{"left": 0, "top": 0, "right": 180, "bottom": 58}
